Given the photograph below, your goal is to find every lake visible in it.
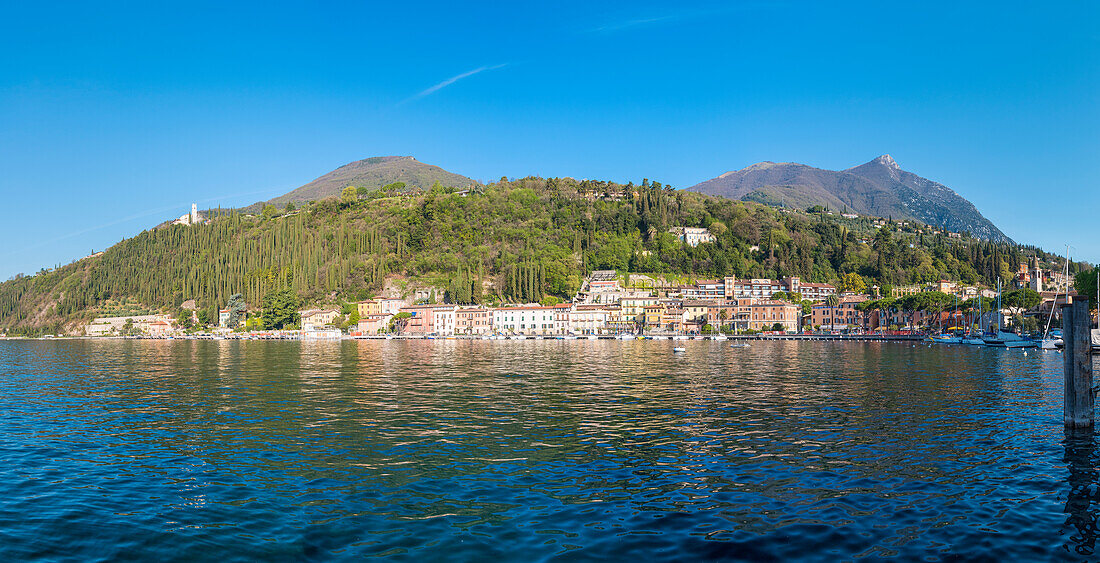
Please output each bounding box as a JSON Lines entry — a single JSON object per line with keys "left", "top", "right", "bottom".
{"left": 0, "top": 339, "right": 1092, "bottom": 560}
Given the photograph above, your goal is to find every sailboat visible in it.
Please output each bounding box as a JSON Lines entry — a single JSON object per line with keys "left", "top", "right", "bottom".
{"left": 1039, "top": 247, "right": 1069, "bottom": 350}
{"left": 930, "top": 294, "right": 963, "bottom": 343}
{"left": 962, "top": 293, "right": 987, "bottom": 345}
{"left": 983, "top": 279, "right": 1037, "bottom": 348}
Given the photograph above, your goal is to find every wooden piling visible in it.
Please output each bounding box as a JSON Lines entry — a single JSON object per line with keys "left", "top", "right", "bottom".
{"left": 1064, "top": 299, "right": 1093, "bottom": 429}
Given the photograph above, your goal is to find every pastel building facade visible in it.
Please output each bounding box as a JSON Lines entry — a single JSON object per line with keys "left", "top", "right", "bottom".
{"left": 747, "top": 300, "right": 801, "bottom": 332}
{"left": 492, "top": 305, "right": 562, "bottom": 336}
{"left": 455, "top": 308, "right": 492, "bottom": 335}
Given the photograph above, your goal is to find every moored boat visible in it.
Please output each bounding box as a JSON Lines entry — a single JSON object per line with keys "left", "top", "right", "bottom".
{"left": 929, "top": 334, "right": 963, "bottom": 344}
{"left": 983, "top": 331, "right": 1037, "bottom": 348}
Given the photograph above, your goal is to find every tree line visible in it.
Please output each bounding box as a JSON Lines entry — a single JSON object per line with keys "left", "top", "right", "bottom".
{"left": 0, "top": 176, "right": 1085, "bottom": 333}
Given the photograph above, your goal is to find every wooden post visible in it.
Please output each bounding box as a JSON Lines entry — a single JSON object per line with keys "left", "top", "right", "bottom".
{"left": 1064, "top": 299, "right": 1093, "bottom": 429}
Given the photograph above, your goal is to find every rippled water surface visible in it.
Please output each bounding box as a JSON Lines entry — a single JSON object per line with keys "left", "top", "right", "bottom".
{"left": 0, "top": 339, "right": 1095, "bottom": 560}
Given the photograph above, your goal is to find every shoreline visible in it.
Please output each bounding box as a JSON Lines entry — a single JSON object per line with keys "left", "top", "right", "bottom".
{"left": 2, "top": 334, "right": 930, "bottom": 342}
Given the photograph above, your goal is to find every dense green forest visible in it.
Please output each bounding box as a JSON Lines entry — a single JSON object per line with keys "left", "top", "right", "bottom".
{"left": 0, "top": 176, "right": 1086, "bottom": 334}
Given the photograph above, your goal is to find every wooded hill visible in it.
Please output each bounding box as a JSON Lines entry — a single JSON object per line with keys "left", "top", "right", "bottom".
{"left": 243, "top": 156, "right": 479, "bottom": 213}
{"left": 0, "top": 177, "right": 1080, "bottom": 334}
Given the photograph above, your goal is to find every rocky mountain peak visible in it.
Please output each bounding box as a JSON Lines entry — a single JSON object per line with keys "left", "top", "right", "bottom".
{"left": 686, "top": 155, "right": 1012, "bottom": 243}
{"left": 874, "top": 154, "right": 899, "bottom": 169}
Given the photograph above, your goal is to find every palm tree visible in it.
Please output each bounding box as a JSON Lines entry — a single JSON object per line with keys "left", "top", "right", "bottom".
{"left": 825, "top": 294, "right": 841, "bottom": 329}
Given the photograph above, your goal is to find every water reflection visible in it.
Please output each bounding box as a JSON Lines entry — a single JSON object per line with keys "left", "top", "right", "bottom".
{"left": 0, "top": 339, "right": 1087, "bottom": 560}
{"left": 1064, "top": 427, "right": 1100, "bottom": 556}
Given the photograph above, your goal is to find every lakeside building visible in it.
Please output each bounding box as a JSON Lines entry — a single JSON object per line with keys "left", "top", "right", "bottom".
{"left": 621, "top": 296, "right": 661, "bottom": 320}
{"left": 355, "top": 314, "right": 393, "bottom": 335}
{"left": 218, "top": 309, "right": 231, "bottom": 327}
{"left": 147, "top": 320, "right": 173, "bottom": 337}
{"left": 302, "top": 327, "right": 342, "bottom": 339}
{"left": 455, "top": 308, "right": 492, "bottom": 335}
{"left": 724, "top": 278, "right": 782, "bottom": 300}
{"left": 684, "top": 279, "right": 725, "bottom": 300}
{"left": 552, "top": 304, "right": 572, "bottom": 334}
{"left": 605, "top": 305, "right": 635, "bottom": 334}
{"left": 492, "top": 304, "right": 567, "bottom": 336}
{"left": 660, "top": 306, "right": 686, "bottom": 332}
{"left": 643, "top": 304, "right": 665, "bottom": 329}
{"left": 80, "top": 268, "right": 1019, "bottom": 337}
{"left": 748, "top": 300, "right": 802, "bottom": 332}
{"left": 669, "top": 226, "right": 715, "bottom": 247}
{"left": 570, "top": 304, "right": 611, "bottom": 335}
{"left": 356, "top": 297, "right": 405, "bottom": 318}
{"left": 85, "top": 314, "right": 172, "bottom": 336}
{"left": 434, "top": 306, "right": 456, "bottom": 336}
{"left": 399, "top": 305, "right": 456, "bottom": 336}
{"left": 400, "top": 305, "right": 435, "bottom": 335}
{"left": 705, "top": 299, "right": 753, "bottom": 332}
{"left": 811, "top": 295, "right": 870, "bottom": 331}
{"left": 721, "top": 276, "right": 837, "bottom": 301}
{"left": 681, "top": 300, "right": 717, "bottom": 327}
{"left": 298, "top": 309, "right": 340, "bottom": 330}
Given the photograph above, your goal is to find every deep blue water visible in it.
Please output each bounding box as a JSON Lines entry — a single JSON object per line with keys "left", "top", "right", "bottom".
{"left": 0, "top": 339, "right": 1094, "bottom": 561}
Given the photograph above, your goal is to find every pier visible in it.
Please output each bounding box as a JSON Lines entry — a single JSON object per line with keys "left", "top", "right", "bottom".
{"left": 1063, "top": 299, "right": 1095, "bottom": 429}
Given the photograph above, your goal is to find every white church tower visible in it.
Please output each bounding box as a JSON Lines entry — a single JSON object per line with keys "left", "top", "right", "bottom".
{"left": 190, "top": 203, "right": 198, "bottom": 224}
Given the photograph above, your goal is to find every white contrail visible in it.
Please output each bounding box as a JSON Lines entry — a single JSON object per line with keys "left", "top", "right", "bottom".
{"left": 402, "top": 64, "right": 507, "bottom": 104}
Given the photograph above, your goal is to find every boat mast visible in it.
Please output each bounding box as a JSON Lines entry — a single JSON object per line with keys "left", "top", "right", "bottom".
{"left": 977, "top": 293, "right": 981, "bottom": 335}
{"left": 1043, "top": 246, "right": 1068, "bottom": 341}
{"left": 996, "top": 278, "right": 1002, "bottom": 334}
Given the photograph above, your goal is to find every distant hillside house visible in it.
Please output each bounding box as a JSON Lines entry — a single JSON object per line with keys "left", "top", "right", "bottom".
{"left": 588, "top": 270, "right": 621, "bottom": 293}
{"left": 796, "top": 282, "right": 837, "bottom": 302}
{"left": 669, "top": 227, "right": 715, "bottom": 247}
{"left": 172, "top": 203, "right": 205, "bottom": 226}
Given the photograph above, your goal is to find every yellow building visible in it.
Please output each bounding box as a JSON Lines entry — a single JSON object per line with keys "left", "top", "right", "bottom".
{"left": 642, "top": 304, "right": 665, "bottom": 328}
{"left": 681, "top": 300, "right": 715, "bottom": 324}
{"left": 621, "top": 296, "right": 659, "bottom": 319}
{"left": 299, "top": 309, "right": 340, "bottom": 329}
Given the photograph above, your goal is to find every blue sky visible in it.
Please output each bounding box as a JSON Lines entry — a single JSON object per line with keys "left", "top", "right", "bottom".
{"left": 1, "top": 1, "right": 1097, "bottom": 279}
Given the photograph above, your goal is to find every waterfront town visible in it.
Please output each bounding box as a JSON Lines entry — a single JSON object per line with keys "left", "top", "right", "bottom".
{"left": 77, "top": 255, "right": 1075, "bottom": 340}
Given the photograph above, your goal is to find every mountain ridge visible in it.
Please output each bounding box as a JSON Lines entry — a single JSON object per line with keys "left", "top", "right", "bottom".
{"left": 687, "top": 155, "right": 1011, "bottom": 243}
